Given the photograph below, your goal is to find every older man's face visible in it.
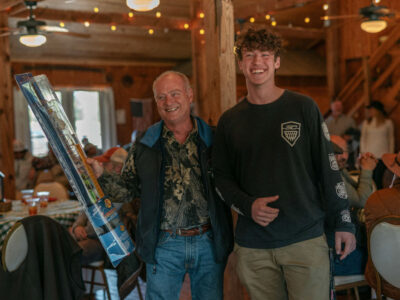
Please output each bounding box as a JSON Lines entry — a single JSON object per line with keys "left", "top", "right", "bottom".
{"left": 154, "top": 74, "right": 193, "bottom": 127}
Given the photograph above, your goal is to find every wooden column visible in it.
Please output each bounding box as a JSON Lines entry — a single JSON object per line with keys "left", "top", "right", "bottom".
{"left": 191, "top": 0, "right": 236, "bottom": 125}
{"left": 0, "top": 12, "right": 15, "bottom": 199}
{"left": 325, "top": 0, "right": 340, "bottom": 101}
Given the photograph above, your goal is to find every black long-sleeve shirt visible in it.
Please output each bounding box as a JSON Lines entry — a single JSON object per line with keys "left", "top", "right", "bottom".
{"left": 212, "top": 90, "right": 354, "bottom": 249}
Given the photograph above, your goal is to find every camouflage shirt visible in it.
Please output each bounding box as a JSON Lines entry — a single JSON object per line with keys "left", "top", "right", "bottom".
{"left": 98, "top": 121, "right": 209, "bottom": 230}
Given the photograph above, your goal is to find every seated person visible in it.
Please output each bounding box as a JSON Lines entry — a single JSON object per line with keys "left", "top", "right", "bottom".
{"left": 13, "top": 139, "right": 36, "bottom": 191}
{"left": 93, "top": 147, "right": 128, "bottom": 175}
{"left": 327, "top": 135, "right": 377, "bottom": 276}
{"left": 70, "top": 212, "right": 105, "bottom": 265}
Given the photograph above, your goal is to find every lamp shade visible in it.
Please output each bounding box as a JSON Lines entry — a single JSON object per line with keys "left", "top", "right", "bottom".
{"left": 126, "top": 0, "right": 160, "bottom": 11}
{"left": 19, "top": 34, "right": 47, "bottom": 47}
{"left": 360, "top": 19, "right": 387, "bottom": 33}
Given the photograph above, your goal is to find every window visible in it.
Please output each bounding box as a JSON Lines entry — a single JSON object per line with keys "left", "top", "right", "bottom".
{"left": 14, "top": 87, "right": 116, "bottom": 157}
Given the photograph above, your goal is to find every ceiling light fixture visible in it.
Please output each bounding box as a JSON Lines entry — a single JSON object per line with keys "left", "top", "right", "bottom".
{"left": 19, "top": 34, "right": 47, "bottom": 47}
{"left": 126, "top": 0, "right": 160, "bottom": 12}
{"left": 360, "top": 18, "right": 387, "bottom": 33}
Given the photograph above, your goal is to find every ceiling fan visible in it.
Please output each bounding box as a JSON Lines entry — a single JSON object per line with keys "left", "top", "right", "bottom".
{"left": 323, "top": 1, "right": 397, "bottom": 33}
{"left": 0, "top": 0, "right": 89, "bottom": 47}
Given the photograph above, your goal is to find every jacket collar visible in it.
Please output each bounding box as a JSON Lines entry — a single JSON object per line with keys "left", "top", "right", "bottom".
{"left": 140, "top": 116, "right": 212, "bottom": 148}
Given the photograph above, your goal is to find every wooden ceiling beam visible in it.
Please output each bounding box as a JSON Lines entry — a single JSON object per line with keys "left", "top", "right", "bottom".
{"left": 10, "top": 8, "right": 191, "bottom": 31}
{"left": 0, "top": 0, "right": 21, "bottom": 12}
{"left": 240, "top": 23, "right": 324, "bottom": 40}
{"left": 233, "top": 0, "right": 318, "bottom": 19}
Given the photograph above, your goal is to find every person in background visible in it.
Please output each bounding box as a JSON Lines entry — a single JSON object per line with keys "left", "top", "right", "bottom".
{"left": 360, "top": 100, "right": 394, "bottom": 189}
{"left": 325, "top": 100, "right": 356, "bottom": 136}
{"left": 94, "top": 147, "right": 128, "bottom": 175}
{"left": 212, "top": 28, "right": 355, "bottom": 300}
{"left": 70, "top": 147, "right": 128, "bottom": 265}
{"left": 13, "top": 139, "right": 36, "bottom": 191}
{"left": 89, "top": 71, "right": 233, "bottom": 300}
{"left": 328, "top": 135, "right": 377, "bottom": 276}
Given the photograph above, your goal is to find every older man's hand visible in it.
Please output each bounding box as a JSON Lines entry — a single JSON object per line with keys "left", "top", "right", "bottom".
{"left": 87, "top": 158, "right": 104, "bottom": 178}
{"left": 335, "top": 231, "right": 356, "bottom": 260}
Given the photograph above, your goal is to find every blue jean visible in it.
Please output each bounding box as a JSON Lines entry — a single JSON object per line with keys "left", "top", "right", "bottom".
{"left": 145, "top": 230, "right": 224, "bottom": 300}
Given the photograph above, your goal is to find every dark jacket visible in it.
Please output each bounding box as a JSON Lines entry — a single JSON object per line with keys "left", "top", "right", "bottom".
{"left": 135, "top": 117, "right": 233, "bottom": 264}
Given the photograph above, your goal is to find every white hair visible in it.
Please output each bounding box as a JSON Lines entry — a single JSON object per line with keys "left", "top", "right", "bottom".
{"left": 152, "top": 71, "right": 191, "bottom": 97}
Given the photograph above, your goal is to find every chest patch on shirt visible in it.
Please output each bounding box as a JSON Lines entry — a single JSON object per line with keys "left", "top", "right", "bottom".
{"left": 281, "top": 121, "right": 301, "bottom": 147}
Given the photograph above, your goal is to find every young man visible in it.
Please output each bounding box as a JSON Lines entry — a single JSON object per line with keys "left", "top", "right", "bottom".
{"left": 90, "top": 71, "right": 233, "bottom": 300}
{"left": 212, "top": 28, "right": 356, "bottom": 299}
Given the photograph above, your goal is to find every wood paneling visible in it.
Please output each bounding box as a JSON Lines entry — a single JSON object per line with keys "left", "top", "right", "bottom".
{"left": 0, "top": 12, "right": 15, "bottom": 199}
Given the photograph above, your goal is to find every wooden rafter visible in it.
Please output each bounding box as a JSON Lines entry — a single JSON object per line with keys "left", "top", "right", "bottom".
{"left": 10, "top": 7, "right": 191, "bottom": 32}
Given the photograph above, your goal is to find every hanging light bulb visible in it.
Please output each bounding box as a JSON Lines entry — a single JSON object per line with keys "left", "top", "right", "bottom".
{"left": 126, "top": 0, "right": 160, "bottom": 12}
{"left": 19, "top": 34, "right": 47, "bottom": 47}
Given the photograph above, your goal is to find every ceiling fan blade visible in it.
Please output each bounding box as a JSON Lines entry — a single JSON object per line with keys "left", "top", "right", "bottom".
{"left": 52, "top": 31, "right": 90, "bottom": 38}
{"left": 39, "top": 25, "right": 68, "bottom": 33}
{"left": 321, "top": 15, "right": 359, "bottom": 20}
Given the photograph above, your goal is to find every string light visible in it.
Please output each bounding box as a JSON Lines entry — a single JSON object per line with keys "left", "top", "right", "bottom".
{"left": 94, "top": 7, "right": 99, "bottom": 13}
{"left": 265, "top": 14, "right": 271, "bottom": 20}
{"left": 84, "top": 21, "right": 90, "bottom": 27}
{"left": 59, "top": 22, "right": 65, "bottom": 28}
{"left": 322, "top": 16, "right": 329, "bottom": 21}
{"left": 184, "top": 23, "right": 189, "bottom": 29}
{"left": 323, "top": 4, "right": 329, "bottom": 10}
{"left": 128, "top": 12, "right": 134, "bottom": 18}
{"left": 249, "top": 17, "right": 255, "bottom": 23}
{"left": 111, "top": 25, "right": 117, "bottom": 31}
{"left": 304, "top": 17, "right": 310, "bottom": 23}
{"left": 199, "top": 12, "right": 205, "bottom": 18}
{"left": 271, "top": 20, "right": 277, "bottom": 26}
{"left": 156, "top": 11, "right": 161, "bottom": 18}
{"left": 199, "top": 28, "right": 205, "bottom": 35}
{"left": 149, "top": 28, "right": 154, "bottom": 34}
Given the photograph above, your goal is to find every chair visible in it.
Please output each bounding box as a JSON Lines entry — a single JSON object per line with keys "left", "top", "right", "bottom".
{"left": 1, "top": 222, "right": 28, "bottom": 272}
{"left": 34, "top": 181, "right": 68, "bottom": 200}
{"left": 367, "top": 216, "right": 400, "bottom": 300}
{"left": 0, "top": 215, "right": 84, "bottom": 300}
{"left": 334, "top": 274, "right": 368, "bottom": 300}
{"left": 82, "top": 260, "right": 111, "bottom": 300}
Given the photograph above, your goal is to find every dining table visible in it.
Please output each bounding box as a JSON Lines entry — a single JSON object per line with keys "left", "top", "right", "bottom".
{"left": 0, "top": 199, "right": 82, "bottom": 248}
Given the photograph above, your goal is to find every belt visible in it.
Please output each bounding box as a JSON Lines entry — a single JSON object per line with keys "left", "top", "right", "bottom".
{"left": 163, "top": 223, "right": 211, "bottom": 236}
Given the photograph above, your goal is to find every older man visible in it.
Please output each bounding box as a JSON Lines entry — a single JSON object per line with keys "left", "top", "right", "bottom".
{"left": 325, "top": 100, "right": 356, "bottom": 136}
{"left": 91, "top": 71, "right": 233, "bottom": 300}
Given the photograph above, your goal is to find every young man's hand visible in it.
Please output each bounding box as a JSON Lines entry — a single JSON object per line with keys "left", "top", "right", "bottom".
{"left": 87, "top": 158, "right": 104, "bottom": 178}
{"left": 251, "top": 196, "right": 279, "bottom": 227}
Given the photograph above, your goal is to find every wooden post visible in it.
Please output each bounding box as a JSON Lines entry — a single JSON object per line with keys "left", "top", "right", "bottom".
{"left": 191, "top": 0, "right": 236, "bottom": 125}
{"left": 0, "top": 12, "right": 16, "bottom": 199}
{"left": 362, "top": 56, "right": 371, "bottom": 105}
{"left": 325, "top": 0, "right": 340, "bottom": 101}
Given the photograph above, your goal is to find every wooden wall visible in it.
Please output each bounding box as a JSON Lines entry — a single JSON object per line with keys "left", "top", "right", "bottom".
{"left": 12, "top": 63, "right": 169, "bottom": 146}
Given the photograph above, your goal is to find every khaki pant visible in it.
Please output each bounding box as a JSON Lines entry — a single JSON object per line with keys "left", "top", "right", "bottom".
{"left": 235, "top": 235, "right": 330, "bottom": 300}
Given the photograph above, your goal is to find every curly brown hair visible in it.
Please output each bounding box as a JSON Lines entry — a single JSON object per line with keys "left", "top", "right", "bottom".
{"left": 234, "top": 28, "right": 282, "bottom": 60}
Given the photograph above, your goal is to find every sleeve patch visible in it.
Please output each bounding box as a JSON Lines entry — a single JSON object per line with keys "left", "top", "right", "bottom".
{"left": 329, "top": 154, "right": 339, "bottom": 171}
{"left": 340, "top": 209, "right": 351, "bottom": 223}
{"left": 335, "top": 182, "right": 348, "bottom": 199}
{"left": 322, "top": 122, "right": 330, "bottom": 141}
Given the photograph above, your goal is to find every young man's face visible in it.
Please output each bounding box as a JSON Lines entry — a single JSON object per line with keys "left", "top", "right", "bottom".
{"left": 238, "top": 49, "right": 280, "bottom": 87}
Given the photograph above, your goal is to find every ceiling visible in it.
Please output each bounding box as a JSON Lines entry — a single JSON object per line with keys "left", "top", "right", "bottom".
{"left": 2, "top": 0, "right": 395, "bottom": 71}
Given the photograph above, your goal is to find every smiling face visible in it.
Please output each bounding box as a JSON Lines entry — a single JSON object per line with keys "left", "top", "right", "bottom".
{"left": 154, "top": 73, "right": 193, "bottom": 128}
{"left": 238, "top": 49, "right": 280, "bottom": 88}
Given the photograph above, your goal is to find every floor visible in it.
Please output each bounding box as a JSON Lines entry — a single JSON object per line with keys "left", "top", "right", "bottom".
{"left": 82, "top": 268, "right": 376, "bottom": 300}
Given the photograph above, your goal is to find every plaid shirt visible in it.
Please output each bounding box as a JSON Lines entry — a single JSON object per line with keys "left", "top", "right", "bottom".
{"left": 99, "top": 120, "right": 209, "bottom": 230}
